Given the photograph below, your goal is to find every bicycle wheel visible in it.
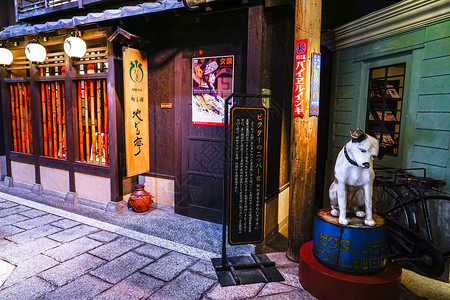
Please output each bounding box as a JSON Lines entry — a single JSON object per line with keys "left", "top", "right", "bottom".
{"left": 372, "top": 184, "right": 418, "bottom": 233}
{"left": 420, "top": 194, "right": 450, "bottom": 254}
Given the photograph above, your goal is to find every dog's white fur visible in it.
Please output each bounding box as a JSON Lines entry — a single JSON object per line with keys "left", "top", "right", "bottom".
{"left": 329, "top": 130, "right": 380, "bottom": 226}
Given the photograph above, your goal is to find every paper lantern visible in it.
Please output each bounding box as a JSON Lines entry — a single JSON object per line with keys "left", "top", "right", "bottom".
{"left": 25, "top": 43, "right": 46, "bottom": 63}
{"left": 0, "top": 47, "right": 13, "bottom": 65}
{"left": 64, "top": 36, "right": 87, "bottom": 58}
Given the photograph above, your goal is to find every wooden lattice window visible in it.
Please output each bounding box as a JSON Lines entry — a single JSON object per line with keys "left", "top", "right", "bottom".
{"left": 38, "top": 50, "right": 67, "bottom": 160}
{"left": 366, "top": 63, "right": 406, "bottom": 157}
{"left": 8, "top": 82, "right": 33, "bottom": 154}
{"left": 75, "top": 78, "right": 109, "bottom": 165}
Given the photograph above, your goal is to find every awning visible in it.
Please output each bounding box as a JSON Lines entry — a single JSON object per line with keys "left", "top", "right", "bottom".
{"left": 0, "top": 0, "right": 184, "bottom": 39}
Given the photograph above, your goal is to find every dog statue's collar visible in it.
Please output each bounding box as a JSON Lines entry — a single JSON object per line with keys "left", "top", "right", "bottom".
{"left": 344, "top": 145, "right": 359, "bottom": 167}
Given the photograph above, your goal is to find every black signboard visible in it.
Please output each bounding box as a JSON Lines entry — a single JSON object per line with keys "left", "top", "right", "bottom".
{"left": 229, "top": 107, "right": 267, "bottom": 244}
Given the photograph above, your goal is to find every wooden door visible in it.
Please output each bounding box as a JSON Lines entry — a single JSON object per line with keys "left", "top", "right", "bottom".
{"left": 179, "top": 51, "right": 242, "bottom": 223}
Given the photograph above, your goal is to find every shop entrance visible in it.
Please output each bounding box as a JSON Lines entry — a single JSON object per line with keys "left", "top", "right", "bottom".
{"left": 178, "top": 50, "right": 243, "bottom": 223}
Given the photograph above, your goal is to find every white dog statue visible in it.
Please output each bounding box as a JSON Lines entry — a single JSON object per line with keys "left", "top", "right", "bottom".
{"left": 329, "top": 128, "right": 384, "bottom": 226}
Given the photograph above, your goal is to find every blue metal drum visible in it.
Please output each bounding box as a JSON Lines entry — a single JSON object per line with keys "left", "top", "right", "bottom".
{"left": 312, "top": 208, "right": 388, "bottom": 274}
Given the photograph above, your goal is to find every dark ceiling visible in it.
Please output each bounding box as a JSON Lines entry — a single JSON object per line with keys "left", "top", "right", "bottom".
{"left": 322, "top": 0, "right": 402, "bottom": 30}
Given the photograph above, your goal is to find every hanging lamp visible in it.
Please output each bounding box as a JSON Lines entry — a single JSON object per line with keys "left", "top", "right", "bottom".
{"left": 0, "top": 47, "right": 13, "bottom": 65}
{"left": 64, "top": 36, "right": 87, "bottom": 59}
{"left": 25, "top": 43, "right": 47, "bottom": 63}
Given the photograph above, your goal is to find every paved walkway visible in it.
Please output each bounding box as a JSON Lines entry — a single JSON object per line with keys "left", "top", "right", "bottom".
{"left": 0, "top": 192, "right": 314, "bottom": 300}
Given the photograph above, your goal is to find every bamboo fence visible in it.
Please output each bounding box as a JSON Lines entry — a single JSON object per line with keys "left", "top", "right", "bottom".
{"left": 8, "top": 83, "right": 33, "bottom": 154}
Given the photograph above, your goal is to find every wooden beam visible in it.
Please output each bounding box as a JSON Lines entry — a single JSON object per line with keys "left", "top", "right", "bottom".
{"left": 287, "top": 0, "right": 322, "bottom": 261}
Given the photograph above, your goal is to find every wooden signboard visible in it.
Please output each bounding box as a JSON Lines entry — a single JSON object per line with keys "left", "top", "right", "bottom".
{"left": 123, "top": 47, "right": 150, "bottom": 177}
{"left": 229, "top": 107, "right": 267, "bottom": 244}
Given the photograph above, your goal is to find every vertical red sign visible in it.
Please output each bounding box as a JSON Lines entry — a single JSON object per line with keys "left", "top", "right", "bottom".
{"left": 293, "top": 39, "right": 308, "bottom": 117}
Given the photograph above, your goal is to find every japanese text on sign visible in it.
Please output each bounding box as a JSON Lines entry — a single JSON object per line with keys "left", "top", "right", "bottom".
{"left": 192, "top": 55, "right": 234, "bottom": 126}
{"left": 229, "top": 107, "right": 267, "bottom": 245}
{"left": 123, "top": 47, "right": 150, "bottom": 177}
{"left": 310, "top": 52, "right": 321, "bottom": 116}
{"left": 293, "top": 39, "right": 308, "bottom": 117}
{"left": 314, "top": 232, "right": 387, "bottom": 271}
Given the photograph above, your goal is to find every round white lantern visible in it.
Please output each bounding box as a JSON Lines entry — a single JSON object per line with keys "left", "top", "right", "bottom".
{"left": 0, "top": 47, "right": 13, "bottom": 65}
{"left": 64, "top": 36, "right": 86, "bottom": 58}
{"left": 25, "top": 43, "right": 47, "bottom": 63}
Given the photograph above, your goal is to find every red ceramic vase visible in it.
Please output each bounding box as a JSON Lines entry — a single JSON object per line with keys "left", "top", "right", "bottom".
{"left": 129, "top": 184, "right": 154, "bottom": 213}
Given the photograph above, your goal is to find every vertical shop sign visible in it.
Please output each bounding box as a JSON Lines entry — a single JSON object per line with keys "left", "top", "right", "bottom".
{"left": 293, "top": 39, "right": 308, "bottom": 117}
{"left": 229, "top": 107, "right": 267, "bottom": 244}
{"left": 310, "top": 52, "right": 321, "bottom": 116}
{"left": 192, "top": 55, "right": 234, "bottom": 126}
{"left": 123, "top": 47, "right": 150, "bottom": 177}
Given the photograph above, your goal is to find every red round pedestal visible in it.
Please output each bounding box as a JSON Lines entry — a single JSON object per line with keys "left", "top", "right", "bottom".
{"left": 299, "top": 241, "right": 402, "bottom": 300}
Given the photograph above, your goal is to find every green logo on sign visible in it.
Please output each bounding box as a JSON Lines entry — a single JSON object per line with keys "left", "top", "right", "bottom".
{"left": 130, "top": 60, "right": 144, "bottom": 83}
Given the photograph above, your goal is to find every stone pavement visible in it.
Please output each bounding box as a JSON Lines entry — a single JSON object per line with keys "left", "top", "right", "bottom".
{"left": 0, "top": 192, "right": 316, "bottom": 300}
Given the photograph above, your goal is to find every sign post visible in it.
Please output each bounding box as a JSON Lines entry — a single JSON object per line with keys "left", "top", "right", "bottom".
{"left": 228, "top": 106, "right": 267, "bottom": 245}
{"left": 123, "top": 47, "right": 150, "bottom": 177}
{"left": 211, "top": 93, "right": 284, "bottom": 287}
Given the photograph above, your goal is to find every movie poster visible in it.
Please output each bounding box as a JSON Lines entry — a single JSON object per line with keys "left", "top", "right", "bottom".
{"left": 192, "top": 55, "right": 234, "bottom": 126}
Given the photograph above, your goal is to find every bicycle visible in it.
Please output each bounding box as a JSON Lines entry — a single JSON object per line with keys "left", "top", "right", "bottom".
{"left": 372, "top": 168, "right": 450, "bottom": 279}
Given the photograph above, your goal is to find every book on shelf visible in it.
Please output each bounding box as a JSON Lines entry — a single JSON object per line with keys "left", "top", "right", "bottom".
{"left": 387, "top": 88, "right": 400, "bottom": 98}
{"left": 375, "top": 132, "right": 395, "bottom": 144}
{"left": 375, "top": 110, "right": 397, "bottom": 121}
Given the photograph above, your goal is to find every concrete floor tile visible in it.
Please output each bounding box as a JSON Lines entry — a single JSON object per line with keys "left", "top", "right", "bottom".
{"left": 50, "top": 218, "right": 80, "bottom": 229}
{"left": 257, "top": 290, "right": 317, "bottom": 300}
{"left": 133, "top": 242, "right": 171, "bottom": 259}
{"left": 2, "top": 254, "right": 58, "bottom": 288}
{"left": 265, "top": 252, "right": 298, "bottom": 268}
{"left": 14, "top": 214, "right": 61, "bottom": 230}
{"left": 0, "top": 259, "right": 15, "bottom": 288}
{"left": 39, "top": 253, "right": 106, "bottom": 287}
{"left": 277, "top": 267, "right": 302, "bottom": 289}
{"left": 141, "top": 251, "right": 198, "bottom": 281}
{"left": 0, "top": 225, "right": 24, "bottom": 238}
{"left": 18, "top": 209, "right": 48, "bottom": 218}
{"left": 45, "top": 237, "right": 102, "bottom": 262}
{"left": 88, "top": 230, "right": 119, "bottom": 243}
{"left": 41, "top": 274, "right": 111, "bottom": 300}
{"left": 6, "top": 224, "right": 62, "bottom": 244}
{"left": 0, "top": 205, "right": 31, "bottom": 218}
{"left": 257, "top": 282, "right": 298, "bottom": 297}
{"left": 207, "top": 282, "right": 265, "bottom": 300}
{"left": 0, "top": 276, "right": 55, "bottom": 299}
{"left": 0, "top": 237, "right": 60, "bottom": 265}
{"left": 90, "top": 252, "right": 153, "bottom": 284}
{"left": 89, "top": 236, "right": 144, "bottom": 260}
{"left": 189, "top": 259, "right": 218, "bottom": 280}
{"left": 0, "top": 201, "right": 18, "bottom": 209}
{"left": 47, "top": 224, "right": 100, "bottom": 242}
{"left": 152, "top": 271, "right": 216, "bottom": 300}
{"left": 0, "top": 214, "right": 29, "bottom": 227}
{"left": 93, "top": 271, "right": 164, "bottom": 300}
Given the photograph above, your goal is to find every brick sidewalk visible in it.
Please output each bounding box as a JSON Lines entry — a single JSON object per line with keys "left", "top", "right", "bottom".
{"left": 0, "top": 194, "right": 314, "bottom": 299}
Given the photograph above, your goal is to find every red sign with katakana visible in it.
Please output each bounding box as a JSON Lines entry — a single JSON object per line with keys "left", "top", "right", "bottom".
{"left": 293, "top": 39, "right": 308, "bottom": 117}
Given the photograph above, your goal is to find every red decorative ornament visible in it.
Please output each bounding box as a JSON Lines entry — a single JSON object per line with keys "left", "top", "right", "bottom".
{"left": 129, "top": 184, "right": 154, "bottom": 213}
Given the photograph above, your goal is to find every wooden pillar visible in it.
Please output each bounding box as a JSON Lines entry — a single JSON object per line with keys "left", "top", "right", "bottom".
{"left": 287, "top": 0, "right": 322, "bottom": 261}
{"left": 246, "top": 4, "right": 270, "bottom": 93}
{"left": 65, "top": 52, "right": 76, "bottom": 192}
{"left": 107, "top": 32, "right": 122, "bottom": 202}
{"left": 29, "top": 64, "right": 41, "bottom": 184}
{"left": 0, "top": 67, "right": 12, "bottom": 177}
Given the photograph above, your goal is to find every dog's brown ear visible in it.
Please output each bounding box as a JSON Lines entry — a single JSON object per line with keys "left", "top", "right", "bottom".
{"left": 350, "top": 128, "right": 367, "bottom": 142}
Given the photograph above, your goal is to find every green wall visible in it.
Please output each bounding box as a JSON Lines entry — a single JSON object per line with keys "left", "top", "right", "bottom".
{"left": 327, "top": 18, "right": 450, "bottom": 188}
